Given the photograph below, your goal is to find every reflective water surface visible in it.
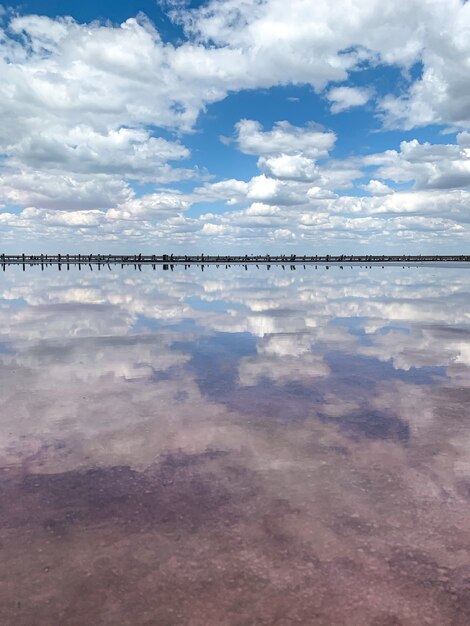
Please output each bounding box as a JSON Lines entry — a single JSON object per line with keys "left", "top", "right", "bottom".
{"left": 0, "top": 264, "right": 469, "bottom": 626}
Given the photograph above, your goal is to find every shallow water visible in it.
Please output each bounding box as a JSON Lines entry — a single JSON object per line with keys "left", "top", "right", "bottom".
{"left": 0, "top": 264, "right": 469, "bottom": 626}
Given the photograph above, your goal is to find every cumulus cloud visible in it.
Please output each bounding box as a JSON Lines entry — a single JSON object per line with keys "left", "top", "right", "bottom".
{"left": 3, "top": 137, "right": 469, "bottom": 251}
{"left": 231, "top": 119, "right": 336, "bottom": 159}
{"left": 177, "top": 0, "right": 428, "bottom": 85}
{"left": 106, "top": 192, "right": 190, "bottom": 220}
{"left": 258, "top": 155, "right": 321, "bottom": 182}
{"left": 362, "top": 180, "right": 393, "bottom": 196}
{"left": 326, "top": 86, "right": 373, "bottom": 113}
{"left": 458, "top": 132, "right": 470, "bottom": 148}
{"left": 6, "top": 127, "right": 191, "bottom": 181}
{"left": 0, "top": 171, "right": 133, "bottom": 211}
{"left": 195, "top": 173, "right": 308, "bottom": 207}
{"left": 0, "top": 13, "right": 207, "bottom": 214}
{"left": 379, "top": 1, "right": 470, "bottom": 129}
{"left": 1, "top": 3, "right": 470, "bottom": 249}
{"left": 180, "top": 0, "right": 470, "bottom": 129}
{"left": 361, "top": 139, "right": 470, "bottom": 190}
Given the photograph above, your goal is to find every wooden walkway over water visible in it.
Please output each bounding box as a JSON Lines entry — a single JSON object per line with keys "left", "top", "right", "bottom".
{"left": 1, "top": 253, "right": 469, "bottom": 271}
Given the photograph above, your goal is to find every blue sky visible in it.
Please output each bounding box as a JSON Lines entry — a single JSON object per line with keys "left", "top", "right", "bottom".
{"left": 1, "top": 0, "right": 470, "bottom": 253}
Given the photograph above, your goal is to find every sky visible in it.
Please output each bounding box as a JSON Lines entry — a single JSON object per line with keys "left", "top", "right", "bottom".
{"left": 1, "top": 0, "right": 470, "bottom": 254}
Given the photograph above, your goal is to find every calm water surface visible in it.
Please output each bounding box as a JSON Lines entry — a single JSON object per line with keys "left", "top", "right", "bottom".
{"left": 0, "top": 264, "right": 469, "bottom": 625}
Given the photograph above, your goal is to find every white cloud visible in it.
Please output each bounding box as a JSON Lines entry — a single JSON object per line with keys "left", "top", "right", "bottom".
{"left": 193, "top": 179, "right": 249, "bottom": 205}
{"left": 457, "top": 132, "right": 470, "bottom": 148}
{"left": 201, "top": 223, "right": 230, "bottom": 235}
{"left": 3, "top": 133, "right": 470, "bottom": 251}
{"left": 177, "top": 0, "right": 428, "bottom": 84}
{"left": 106, "top": 192, "right": 190, "bottom": 220}
{"left": 181, "top": 0, "right": 470, "bottom": 129}
{"left": 326, "top": 86, "right": 372, "bottom": 114}
{"left": 361, "top": 139, "right": 470, "bottom": 190}
{"left": 258, "top": 155, "right": 321, "bottom": 182}
{"left": 194, "top": 173, "right": 307, "bottom": 207}
{"left": 1, "top": 3, "right": 470, "bottom": 248}
{"left": 41, "top": 210, "right": 104, "bottom": 227}
{"left": 232, "top": 119, "right": 336, "bottom": 158}
{"left": 273, "top": 228, "right": 295, "bottom": 239}
{"left": 0, "top": 14, "right": 208, "bottom": 213}
{"left": 7, "top": 126, "right": 193, "bottom": 182}
{"left": 246, "top": 174, "right": 304, "bottom": 205}
{"left": 379, "top": 1, "right": 470, "bottom": 129}
{"left": 0, "top": 170, "right": 132, "bottom": 211}
{"left": 362, "top": 180, "right": 393, "bottom": 196}
{"left": 306, "top": 186, "right": 337, "bottom": 200}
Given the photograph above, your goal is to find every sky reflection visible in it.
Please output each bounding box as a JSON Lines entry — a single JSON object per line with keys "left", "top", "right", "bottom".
{"left": 0, "top": 265, "right": 469, "bottom": 625}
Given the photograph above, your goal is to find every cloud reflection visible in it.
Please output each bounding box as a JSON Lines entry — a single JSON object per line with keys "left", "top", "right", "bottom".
{"left": 0, "top": 265, "right": 469, "bottom": 625}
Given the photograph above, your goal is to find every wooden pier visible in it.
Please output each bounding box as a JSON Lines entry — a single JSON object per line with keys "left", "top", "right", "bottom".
{"left": 1, "top": 253, "right": 470, "bottom": 272}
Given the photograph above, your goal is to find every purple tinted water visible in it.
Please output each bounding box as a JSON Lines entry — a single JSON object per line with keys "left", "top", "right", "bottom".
{"left": 0, "top": 264, "right": 469, "bottom": 625}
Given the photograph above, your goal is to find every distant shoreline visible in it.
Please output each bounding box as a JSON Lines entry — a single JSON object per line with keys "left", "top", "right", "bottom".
{"left": 2, "top": 253, "right": 469, "bottom": 268}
